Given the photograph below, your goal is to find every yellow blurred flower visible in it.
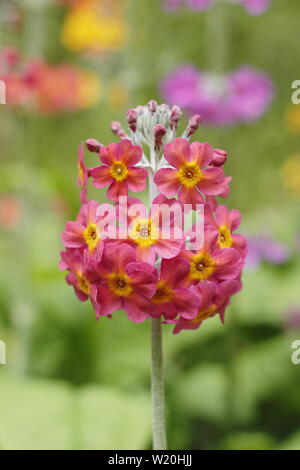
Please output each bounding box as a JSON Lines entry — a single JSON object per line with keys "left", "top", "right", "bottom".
{"left": 286, "top": 105, "right": 300, "bottom": 134}
{"left": 78, "top": 70, "right": 102, "bottom": 108}
{"left": 281, "top": 154, "right": 300, "bottom": 196}
{"left": 107, "top": 81, "right": 129, "bottom": 109}
{"left": 61, "top": 0, "right": 127, "bottom": 53}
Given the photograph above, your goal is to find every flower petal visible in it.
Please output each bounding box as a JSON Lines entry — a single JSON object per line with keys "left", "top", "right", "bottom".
{"left": 160, "top": 257, "right": 190, "bottom": 287}
{"left": 126, "top": 167, "right": 148, "bottom": 192}
{"left": 172, "top": 287, "right": 200, "bottom": 319}
{"left": 97, "top": 282, "right": 122, "bottom": 316}
{"left": 178, "top": 186, "right": 204, "bottom": 210}
{"left": 190, "top": 141, "right": 213, "bottom": 168}
{"left": 123, "top": 294, "right": 150, "bottom": 322}
{"left": 164, "top": 138, "right": 191, "bottom": 168}
{"left": 154, "top": 168, "right": 180, "bottom": 196}
{"left": 91, "top": 165, "right": 113, "bottom": 188}
{"left": 61, "top": 221, "right": 84, "bottom": 248}
{"left": 155, "top": 238, "right": 183, "bottom": 260}
{"left": 100, "top": 143, "right": 118, "bottom": 166}
{"left": 197, "top": 167, "right": 225, "bottom": 195}
{"left": 107, "top": 180, "right": 128, "bottom": 201}
{"left": 117, "top": 139, "right": 143, "bottom": 166}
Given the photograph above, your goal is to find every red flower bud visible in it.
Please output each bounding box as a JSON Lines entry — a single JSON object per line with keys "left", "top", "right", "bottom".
{"left": 126, "top": 108, "right": 138, "bottom": 133}
{"left": 211, "top": 149, "right": 227, "bottom": 167}
{"left": 186, "top": 114, "right": 202, "bottom": 138}
{"left": 85, "top": 139, "right": 101, "bottom": 153}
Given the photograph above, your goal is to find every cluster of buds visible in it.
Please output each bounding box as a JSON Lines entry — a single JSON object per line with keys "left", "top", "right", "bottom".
{"left": 60, "top": 102, "right": 247, "bottom": 334}
{"left": 111, "top": 101, "right": 202, "bottom": 171}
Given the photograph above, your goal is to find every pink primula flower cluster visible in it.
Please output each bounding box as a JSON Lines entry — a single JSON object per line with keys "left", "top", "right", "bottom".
{"left": 60, "top": 102, "right": 247, "bottom": 333}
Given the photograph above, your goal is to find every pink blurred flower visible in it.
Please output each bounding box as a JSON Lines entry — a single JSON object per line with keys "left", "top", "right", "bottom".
{"left": 161, "top": 66, "right": 274, "bottom": 126}
{"left": 154, "top": 138, "right": 227, "bottom": 208}
{"left": 90, "top": 140, "right": 147, "bottom": 201}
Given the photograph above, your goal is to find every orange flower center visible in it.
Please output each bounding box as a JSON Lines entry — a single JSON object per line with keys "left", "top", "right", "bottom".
{"left": 107, "top": 272, "right": 133, "bottom": 297}
{"left": 189, "top": 252, "right": 216, "bottom": 281}
{"left": 83, "top": 222, "right": 100, "bottom": 253}
{"left": 76, "top": 271, "right": 90, "bottom": 295}
{"left": 151, "top": 281, "right": 173, "bottom": 304}
{"left": 110, "top": 160, "right": 128, "bottom": 181}
{"left": 177, "top": 161, "right": 203, "bottom": 188}
{"left": 218, "top": 225, "right": 233, "bottom": 249}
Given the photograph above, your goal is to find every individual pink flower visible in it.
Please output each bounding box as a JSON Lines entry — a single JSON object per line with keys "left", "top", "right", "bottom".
{"left": 154, "top": 138, "right": 227, "bottom": 209}
{"left": 61, "top": 200, "right": 106, "bottom": 258}
{"left": 173, "top": 279, "right": 242, "bottom": 334}
{"left": 93, "top": 243, "right": 157, "bottom": 322}
{"left": 149, "top": 257, "right": 200, "bottom": 320}
{"left": 59, "top": 248, "right": 99, "bottom": 310}
{"left": 77, "top": 144, "right": 89, "bottom": 204}
{"left": 90, "top": 139, "right": 147, "bottom": 201}
{"left": 118, "top": 195, "right": 185, "bottom": 264}
{"left": 177, "top": 225, "right": 243, "bottom": 285}
{"left": 205, "top": 204, "right": 247, "bottom": 258}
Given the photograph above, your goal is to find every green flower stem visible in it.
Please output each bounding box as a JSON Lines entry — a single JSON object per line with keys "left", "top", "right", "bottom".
{"left": 149, "top": 168, "right": 167, "bottom": 450}
{"left": 151, "top": 317, "right": 167, "bottom": 450}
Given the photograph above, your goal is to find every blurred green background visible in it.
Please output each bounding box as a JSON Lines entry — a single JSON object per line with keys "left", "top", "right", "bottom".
{"left": 1, "top": 0, "right": 300, "bottom": 450}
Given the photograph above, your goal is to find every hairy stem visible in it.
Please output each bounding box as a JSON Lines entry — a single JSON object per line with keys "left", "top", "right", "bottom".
{"left": 151, "top": 318, "right": 167, "bottom": 450}
{"left": 148, "top": 168, "right": 167, "bottom": 450}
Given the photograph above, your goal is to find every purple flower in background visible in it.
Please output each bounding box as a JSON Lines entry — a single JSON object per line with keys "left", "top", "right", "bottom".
{"left": 163, "top": 0, "right": 271, "bottom": 15}
{"left": 242, "top": 0, "right": 271, "bottom": 15}
{"left": 161, "top": 65, "right": 274, "bottom": 126}
{"left": 246, "top": 235, "right": 290, "bottom": 270}
{"left": 164, "top": 0, "right": 213, "bottom": 11}
{"left": 284, "top": 306, "right": 300, "bottom": 330}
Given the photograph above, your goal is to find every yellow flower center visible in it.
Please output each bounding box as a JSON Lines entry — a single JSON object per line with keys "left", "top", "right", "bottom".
{"left": 177, "top": 161, "right": 203, "bottom": 188}
{"left": 83, "top": 222, "right": 100, "bottom": 253}
{"left": 151, "top": 281, "right": 173, "bottom": 304}
{"left": 76, "top": 271, "right": 90, "bottom": 295}
{"left": 218, "top": 225, "right": 233, "bottom": 249}
{"left": 189, "top": 252, "right": 216, "bottom": 282}
{"left": 110, "top": 161, "right": 128, "bottom": 181}
{"left": 192, "top": 305, "right": 217, "bottom": 323}
{"left": 107, "top": 272, "right": 133, "bottom": 297}
{"left": 129, "top": 218, "right": 159, "bottom": 248}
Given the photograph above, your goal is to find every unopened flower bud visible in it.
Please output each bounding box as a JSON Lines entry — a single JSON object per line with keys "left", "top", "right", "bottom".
{"left": 111, "top": 121, "right": 127, "bottom": 139}
{"left": 148, "top": 100, "right": 158, "bottom": 113}
{"left": 153, "top": 124, "right": 167, "bottom": 151}
{"left": 170, "top": 105, "right": 182, "bottom": 129}
{"left": 126, "top": 108, "right": 138, "bottom": 133}
{"left": 186, "top": 114, "right": 202, "bottom": 138}
{"left": 211, "top": 149, "right": 227, "bottom": 167}
{"left": 86, "top": 139, "right": 101, "bottom": 153}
